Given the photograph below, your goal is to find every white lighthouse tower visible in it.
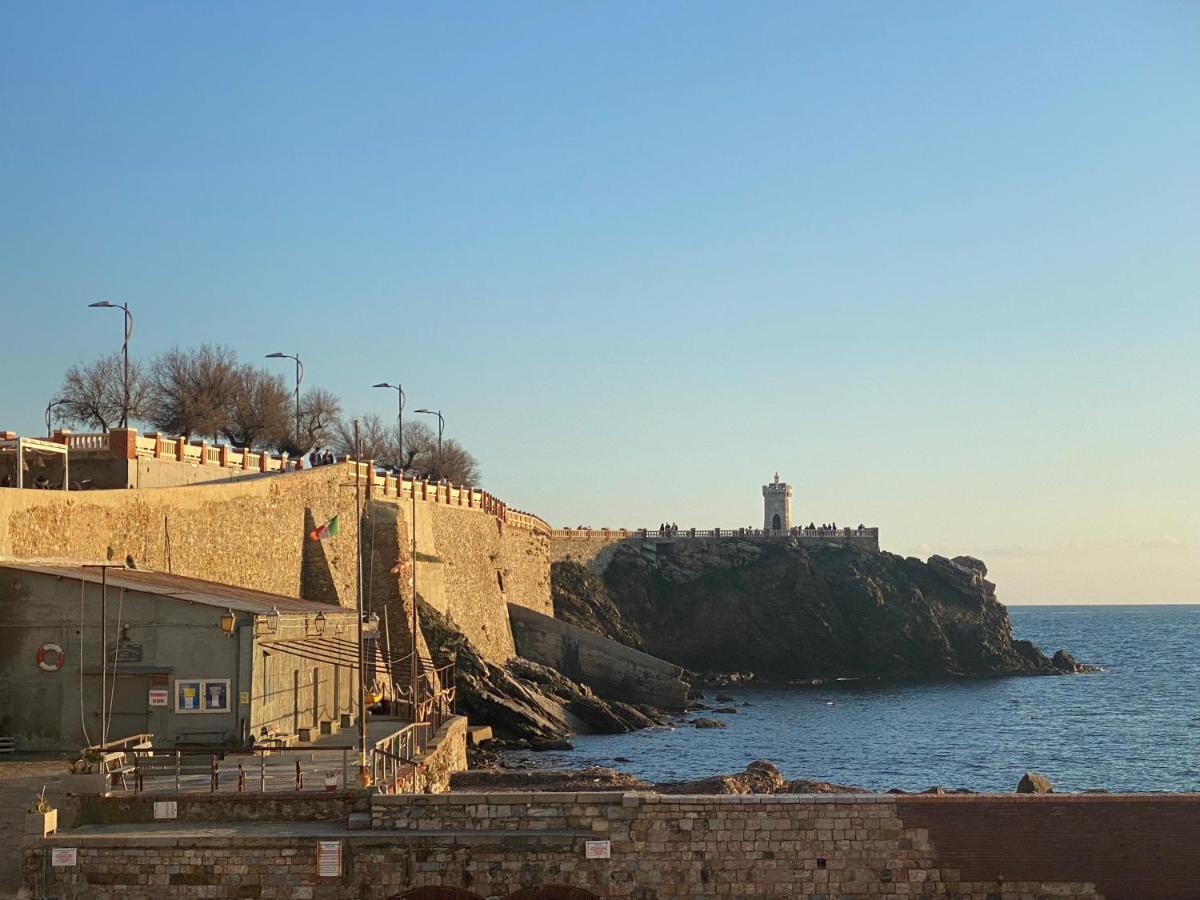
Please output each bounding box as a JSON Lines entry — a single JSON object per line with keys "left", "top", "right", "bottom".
{"left": 762, "top": 473, "right": 792, "bottom": 533}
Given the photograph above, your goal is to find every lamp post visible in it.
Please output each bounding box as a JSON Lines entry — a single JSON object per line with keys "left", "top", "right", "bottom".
{"left": 87, "top": 301, "right": 133, "bottom": 429}
{"left": 352, "top": 418, "right": 370, "bottom": 787}
{"left": 372, "top": 382, "right": 405, "bottom": 470}
{"left": 266, "top": 352, "right": 304, "bottom": 449}
{"left": 414, "top": 409, "right": 443, "bottom": 477}
{"left": 44, "top": 398, "right": 68, "bottom": 437}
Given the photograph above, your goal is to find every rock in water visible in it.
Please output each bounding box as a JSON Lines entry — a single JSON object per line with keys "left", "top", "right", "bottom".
{"left": 1052, "top": 649, "right": 1083, "bottom": 672}
{"left": 1017, "top": 771, "right": 1054, "bottom": 794}
{"left": 692, "top": 718, "right": 727, "bottom": 729}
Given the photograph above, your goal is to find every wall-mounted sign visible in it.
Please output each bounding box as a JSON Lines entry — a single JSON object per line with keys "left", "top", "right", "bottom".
{"left": 585, "top": 840, "right": 611, "bottom": 859}
{"left": 148, "top": 689, "right": 169, "bottom": 707}
{"left": 153, "top": 801, "right": 177, "bottom": 820}
{"left": 108, "top": 640, "right": 142, "bottom": 664}
{"left": 317, "top": 841, "right": 342, "bottom": 877}
{"left": 175, "top": 678, "right": 231, "bottom": 713}
{"left": 239, "top": 691, "right": 250, "bottom": 706}
{"left": 51, "top": 848, "right": 77, "bottom": 867}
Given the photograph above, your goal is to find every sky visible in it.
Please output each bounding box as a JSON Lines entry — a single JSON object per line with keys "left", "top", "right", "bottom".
{"left": 1, "top": 3, "right": 1197, "bottom": 604}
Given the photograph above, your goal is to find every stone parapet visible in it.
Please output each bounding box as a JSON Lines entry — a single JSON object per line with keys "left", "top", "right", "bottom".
{"left": 30, "top": 793, "right": 1200, "bottom": 897}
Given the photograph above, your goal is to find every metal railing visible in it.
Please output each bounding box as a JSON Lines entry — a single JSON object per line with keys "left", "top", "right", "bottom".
{"left": 126, "top": 745, "right": 361, "bottom": 795}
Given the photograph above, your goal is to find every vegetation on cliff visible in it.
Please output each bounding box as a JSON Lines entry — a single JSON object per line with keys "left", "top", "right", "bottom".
{"left": 553, "top": 540, "right": 1082, "bottom": 680}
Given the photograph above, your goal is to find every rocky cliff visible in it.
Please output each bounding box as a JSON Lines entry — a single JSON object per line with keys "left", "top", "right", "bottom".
{"left": 554, "top": 539, "right": 1081, "bottom": 679}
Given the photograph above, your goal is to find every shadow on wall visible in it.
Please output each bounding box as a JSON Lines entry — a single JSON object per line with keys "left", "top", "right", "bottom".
{"left": 301, "top": 507, "right": 342, "bottom": 606}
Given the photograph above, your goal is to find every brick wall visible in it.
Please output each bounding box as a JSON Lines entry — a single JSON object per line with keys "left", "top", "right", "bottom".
{"left": 32, "top": 793, "right": 1200, "bottom": 898}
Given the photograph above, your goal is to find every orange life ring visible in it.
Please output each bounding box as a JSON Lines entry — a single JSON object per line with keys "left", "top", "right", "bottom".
{"left": 37, "top": 642, "right": 64, "bottom": 671}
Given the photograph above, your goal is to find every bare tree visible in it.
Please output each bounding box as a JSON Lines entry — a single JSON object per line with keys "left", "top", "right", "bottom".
{"left": 57, "top": 353, "right": 148, "bottom": 432}
{"left": 148, "top": 344, "right": 240, "bottom": 439}
{"left": 394, "top": 420, "right": 481, "bottom": 484}
{"left": 427, "top": 438, "right": 481, "bottom": 485}
{"left": 223, "top": 366, "right": 291, "bottom": 449}
{"left": 298, "top": 387, "right": 342, "bottom": 451}
{"left": 399, "top": 420, "right": 437, "bottom": 470}
{"left": 332, "top": 414, "right": 397, "bottom": 465}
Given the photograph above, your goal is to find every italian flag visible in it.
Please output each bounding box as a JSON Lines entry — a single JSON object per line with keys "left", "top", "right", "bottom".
{"left": 309, "top": 515, "right": 340, "bottom": 541}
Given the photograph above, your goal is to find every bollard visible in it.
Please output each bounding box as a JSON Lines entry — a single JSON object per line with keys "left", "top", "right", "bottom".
{"left": 210, "top": 755, "right": 218, "bottom": 793}
{"left": 295, "top": 759, "right": 303, "bottom": 791}
{"left": 238, "top": 762, "right": 246, "bottom": 793}
{"left": 174, "top": 751, "right": 181, "bottom": 792}
{"left": 260, "top": 754, "right": 267, "bottom": 792}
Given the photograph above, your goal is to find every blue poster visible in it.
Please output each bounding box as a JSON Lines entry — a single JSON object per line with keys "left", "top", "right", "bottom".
{"left": 176, "top": 680, "right": 201, "bottom": 712}
{"left": 205, "top": 681, "right": 228, "bottom": 712}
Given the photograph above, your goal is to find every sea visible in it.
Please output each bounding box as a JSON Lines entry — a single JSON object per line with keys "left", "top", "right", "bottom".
{"left": 505, "top": 605, "right": 1200, "bottom": 793}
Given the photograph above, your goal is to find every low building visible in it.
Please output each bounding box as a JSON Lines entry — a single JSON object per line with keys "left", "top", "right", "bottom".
{"left": 0, "top": 563, "right": 364, "bottom": 750}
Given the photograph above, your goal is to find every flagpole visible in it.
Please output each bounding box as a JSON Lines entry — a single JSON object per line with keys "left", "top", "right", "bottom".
{"left": 354, "top": 420, "right": 370, "bottom": 788}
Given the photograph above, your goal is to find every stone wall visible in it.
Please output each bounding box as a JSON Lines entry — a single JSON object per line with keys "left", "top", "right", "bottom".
{"left": 0, "top": 463, "right": 551, "bottom": 664}
{"left": 29, "top": 792, "right": 1200, "bottom": 898}
{"left": 389, "top": 715, "right": 468, "bottom": 795}
{"left": 551, "top": 531, "right": 881, "bottom": 574}
{"left": 508, "top": 604, "right": 689, "bottom": 709}
{"left": 75, "top": 791, "right": 368, "bottom": 825}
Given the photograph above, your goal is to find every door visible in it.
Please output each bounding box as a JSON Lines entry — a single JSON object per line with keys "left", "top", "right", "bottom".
{"left": 108, "top": 675, "right": 152, "bottom": 743}
{"left": 311, "top": 668, "right": 320, "bottom": 728}
{"left": 333, "top": 665, "right": 340, "bottom": 719}
{"left": 292, "top": 670, "right": 300, "bottom": 733}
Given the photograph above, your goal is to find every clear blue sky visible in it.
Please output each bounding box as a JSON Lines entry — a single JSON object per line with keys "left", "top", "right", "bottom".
{"left": 2, "top": 3, "right": 1198, "bottom": 602}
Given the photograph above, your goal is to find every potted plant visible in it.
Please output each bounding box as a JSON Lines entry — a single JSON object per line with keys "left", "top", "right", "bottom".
{"left": 323, "top": 771, "right": 339, "bottom": 792}
{"left": 25, "top": 787, "right": 57, "bottom": 837}
{"left": 65, "top": 750, "right": 110, "bottom": 795}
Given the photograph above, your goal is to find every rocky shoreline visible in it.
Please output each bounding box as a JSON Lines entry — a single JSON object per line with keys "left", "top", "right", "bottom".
{"left": 452, "top": 759, "right": 1070, "bottom": 797}
{"left": 421, "top": 541, "right": 1090, "bottom": 749}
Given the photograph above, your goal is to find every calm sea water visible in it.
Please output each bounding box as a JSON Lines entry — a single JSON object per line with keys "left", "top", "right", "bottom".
{"left": 507, "top": 605, "right": 1200, "bottom": 792}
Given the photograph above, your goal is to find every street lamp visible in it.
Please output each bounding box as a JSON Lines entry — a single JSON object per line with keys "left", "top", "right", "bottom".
{"left": 372, "top": 383, "right": 405, "bottom": 470}
{"left": 266, "top": 352, "right": 304, "bottom": 449}
{"left": 87, "top": 300, "right": 133, "bottom": 429}
{"left": 414, "top": 409, "right": 443, "bottom": 476}
{"left": 44, "top": 398, "right": 69, "bottom": 437}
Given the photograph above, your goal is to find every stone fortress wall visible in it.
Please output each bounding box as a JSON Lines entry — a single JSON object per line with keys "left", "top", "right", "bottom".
{"left": 551, "top": 525, "right": 881, "bottom": 571}
{"left": 0, "top": 455, "right": 551, "bottom": 664}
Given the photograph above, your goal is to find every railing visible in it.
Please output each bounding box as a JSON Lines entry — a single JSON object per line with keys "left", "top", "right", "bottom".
{"left": 36, "top": 429, "right": 550, "bottom": 536}
{"left": 126, "top": 745, "right": 361, "bottom": 795}
{"left": 62, "top": 433, "right": 109, "bottom": 451}
{"left": 551, "top": 526, "right": 881, "bottom": 540}
{"left": 370, "top": 722, "right": 432, "bottom": 793}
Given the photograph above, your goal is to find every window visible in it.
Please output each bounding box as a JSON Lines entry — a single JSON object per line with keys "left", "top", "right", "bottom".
{"left": 175, "top": 678, "right": 232, "bottom": 713}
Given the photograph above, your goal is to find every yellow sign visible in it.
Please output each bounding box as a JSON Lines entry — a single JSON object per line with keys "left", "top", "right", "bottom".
{"left": 239, "top": 691, "right": 250, "bottom": 705}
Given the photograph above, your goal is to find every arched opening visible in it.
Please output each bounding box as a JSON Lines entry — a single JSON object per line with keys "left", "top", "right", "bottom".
{"left": 772, "top": 513, "right": 782, "bottom": 530}
{"left": 508, "top": 889, "right": 600, "bottom": 900}
{"left": 390, "top": 889, "right": 480, "bottom": 900}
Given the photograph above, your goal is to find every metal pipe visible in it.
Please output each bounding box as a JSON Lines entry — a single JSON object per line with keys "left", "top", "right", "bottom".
{"left": 354, "top": 419, "right": 369, "bottom": 787}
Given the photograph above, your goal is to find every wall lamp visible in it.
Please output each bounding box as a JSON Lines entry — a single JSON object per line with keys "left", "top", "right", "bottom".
{"left": 219, "top": 609, "right": 237, "bottom": 637}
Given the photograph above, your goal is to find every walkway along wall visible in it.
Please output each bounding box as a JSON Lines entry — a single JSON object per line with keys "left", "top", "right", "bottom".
{"left": 551, "top": 528, "right": 881, "bottom": 574}
{"left": 25, "top": 793, "right": 1200, "bottom": 898}
{"left": 508, "top": 603, "right": 689, "bottom": 709}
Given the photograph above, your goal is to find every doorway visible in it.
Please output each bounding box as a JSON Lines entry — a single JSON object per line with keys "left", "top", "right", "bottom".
{"left": 772, "top": 513, "right": 782, "bottom": 531}
{"left": 311, "top": 668, "right": 320, "bottom": 729}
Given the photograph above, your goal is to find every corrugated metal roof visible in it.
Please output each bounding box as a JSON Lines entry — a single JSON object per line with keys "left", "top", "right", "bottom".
{"left": 0, "top": 562, "right": 352, "bottom": 616}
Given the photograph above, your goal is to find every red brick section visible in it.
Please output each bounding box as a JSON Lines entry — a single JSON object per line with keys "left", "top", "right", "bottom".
{"left": 896, "top": 794, "right": 1200, "bottom": 900}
